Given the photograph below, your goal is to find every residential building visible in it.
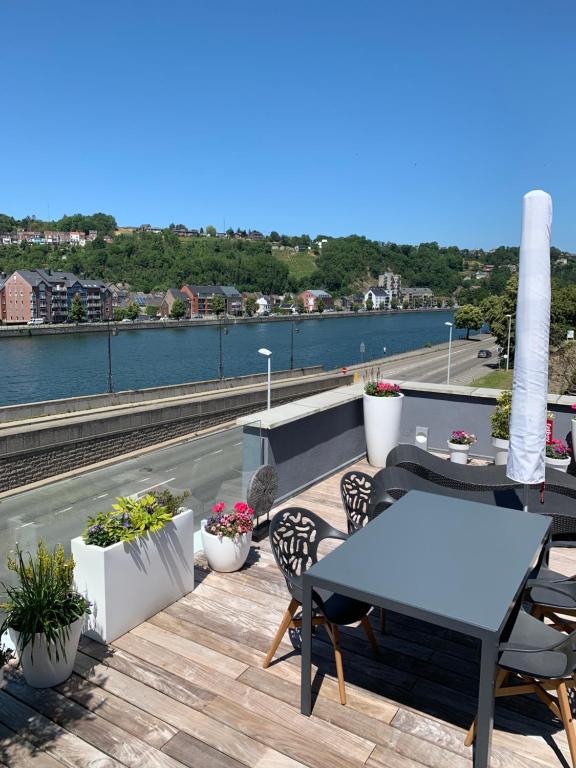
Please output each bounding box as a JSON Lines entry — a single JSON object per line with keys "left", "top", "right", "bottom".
{"left": 256, "top": 296, "right": 269, "bottom": 314}
{"left": 378, "top": 272, "right": 402, "bottom": 300}
{"left": 299, "top": 289, "right": 333, "bottom": 312}
{"left": 404, "top": 286, "right": 434, "bottom": 307}
{"left": 364, "top": 286, "right": 392, "bottom": 310}
{"left": 0, "top": 269, "right": 112, "bottom": 324}
{"left": 181, "top": 285, "right": 242, "bottom": 315}
{"left": 219, "top": 285, "right": 243, "bottom": 315}
{"left": 159, "top": 288, "right": 191, "bottom": 318}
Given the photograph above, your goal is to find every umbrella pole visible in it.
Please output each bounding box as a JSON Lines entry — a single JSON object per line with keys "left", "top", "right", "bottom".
{"left": 523, "top": 484, "right": 529, "bottom": 513}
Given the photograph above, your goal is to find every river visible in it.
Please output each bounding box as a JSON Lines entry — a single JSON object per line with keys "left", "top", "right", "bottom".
{"left": 0, "top": 310, "right": 466, "bottom": 405}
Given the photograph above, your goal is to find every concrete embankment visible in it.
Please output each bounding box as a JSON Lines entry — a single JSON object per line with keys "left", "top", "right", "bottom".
{"left": 0, "top": 369, "right": 351, "bottom": 492}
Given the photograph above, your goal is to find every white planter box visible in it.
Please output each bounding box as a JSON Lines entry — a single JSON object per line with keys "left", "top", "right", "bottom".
{"left": 491, "top": 437, "right": 509, "bottom": 466}
{"left": 447, "top": 441, "right": 470, "bottom": 464}
{"left": 201, "top": 528, "right": 252, "bottom": 572}
{"left": 72, "top": 508, "right": 195, "bottom": 644}
{"left": 10, "top": 619, "right": 82, "bottom": 688}
{"left": 363, "top": 393, "right": 404, "bottom": 468}
{"left": 545, "top": 456, "right": 571, "bottom": 473}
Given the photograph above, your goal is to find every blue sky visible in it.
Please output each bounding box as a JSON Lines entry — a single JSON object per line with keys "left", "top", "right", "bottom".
{"left": 1, "top": 1, "right": 575, "bottom": 249}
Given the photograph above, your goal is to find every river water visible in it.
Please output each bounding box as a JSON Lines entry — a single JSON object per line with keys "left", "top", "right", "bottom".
{"left": 0, "top": 310, "right": 464, "bottom": 405}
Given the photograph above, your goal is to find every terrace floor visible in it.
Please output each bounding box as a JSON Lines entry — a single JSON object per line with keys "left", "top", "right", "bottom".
{"left": 1, "top": 459, "right": 576, "bottom": 768}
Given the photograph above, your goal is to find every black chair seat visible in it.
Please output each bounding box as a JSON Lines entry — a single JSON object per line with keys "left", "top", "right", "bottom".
{"left": 499, "top": 610, "right": 573, "bottom": 679}
{"left": 529, "top": 566, "right": 576, "bottom": 611}
{"left": 314, "top": 588, "right": 372, "bottom": 626}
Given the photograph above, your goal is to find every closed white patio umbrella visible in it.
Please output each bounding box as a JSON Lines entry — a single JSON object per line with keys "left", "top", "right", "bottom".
{"left": 506, "top": 190, "right": 553, "bottom": 505}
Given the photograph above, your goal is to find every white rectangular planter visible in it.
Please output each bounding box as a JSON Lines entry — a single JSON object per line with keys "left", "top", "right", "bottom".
{"left": 71, "top": 508, "right": 195, "bottom": 644}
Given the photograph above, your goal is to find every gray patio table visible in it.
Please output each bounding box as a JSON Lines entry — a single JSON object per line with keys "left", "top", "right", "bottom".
{"left": 300, "top": 490, "right": 551, "bottom": 768}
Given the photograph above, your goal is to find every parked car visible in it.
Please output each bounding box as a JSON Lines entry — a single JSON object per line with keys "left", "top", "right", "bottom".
{"left": 121, "top": 318, "right": 133, "bottom": 323}
{"left": 477, "top": 349, "right": 492, "bottom": 358}
{"left": 27, "top": 318, "right": 45, "bottom": 325}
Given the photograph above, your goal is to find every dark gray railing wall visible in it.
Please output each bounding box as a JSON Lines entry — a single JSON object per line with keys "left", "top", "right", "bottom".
{"left": 256, "top": 388, "right": 575, "bottom": 503}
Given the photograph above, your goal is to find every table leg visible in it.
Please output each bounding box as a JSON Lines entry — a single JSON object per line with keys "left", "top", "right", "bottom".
{"left": 300, "top": 577, "right": 312, "bottom": 716}
{"left": 474, "top": 638, "right": 498, "bottom": 767}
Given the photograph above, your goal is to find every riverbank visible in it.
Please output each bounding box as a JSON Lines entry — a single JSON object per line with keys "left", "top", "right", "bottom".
{"left": 0, "top": 306, "right": 452, "bottom": 337}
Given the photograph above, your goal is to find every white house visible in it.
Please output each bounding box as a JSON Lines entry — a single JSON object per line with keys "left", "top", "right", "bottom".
{"left": 256, "top": 296, "right": 269, "bottom": 314}
{"left": 364, "top": 286, "right": 390, "bottom": 310}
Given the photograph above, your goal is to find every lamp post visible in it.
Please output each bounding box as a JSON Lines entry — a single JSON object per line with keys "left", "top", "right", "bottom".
{"left": 258, "top": 348, "right": 272, "bottom": 410}
{"left": 505, "top": 313, "right": 512, "bottom": 371}
{"left": 445, "top": 321, "right": 453, "bottom": 385}
{"left": 107, "top": 319, "right": 118, "bottom": 394}
{"left": 218, "top": 314, "right": 229, "bottom": 380}
{"left": 290, "top": 320, "right": 300, "bottom": 370}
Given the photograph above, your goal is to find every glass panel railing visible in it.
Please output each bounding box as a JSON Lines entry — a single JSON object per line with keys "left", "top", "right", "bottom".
{"left": 0, "top": 419, "right": 262, "bottom": 589}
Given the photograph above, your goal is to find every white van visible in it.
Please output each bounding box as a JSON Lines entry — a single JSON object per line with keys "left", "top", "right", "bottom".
{"left": 27, "top": 318, "right": 45, "bottom": 325}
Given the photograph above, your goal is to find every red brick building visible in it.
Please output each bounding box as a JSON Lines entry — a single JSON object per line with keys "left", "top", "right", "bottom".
{"left": 299, "top": 289, "right": 333, "bottom": 312}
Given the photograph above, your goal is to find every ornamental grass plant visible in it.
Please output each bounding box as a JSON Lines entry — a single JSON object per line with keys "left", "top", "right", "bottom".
{"left": 0, "top": 542, "right": 90, "bottom": 662}
{"left": 491, "top": 390, "right": 512, "bottom": 440}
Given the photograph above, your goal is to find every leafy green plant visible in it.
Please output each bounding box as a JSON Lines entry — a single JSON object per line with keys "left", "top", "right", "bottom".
{"left": 0, "top": 542, "right": 90, "bottom": 662}
{"left": 491, "top": 390, "right": 512, "bottom": 439}
{"left": 83, "top": 490, "right": 189, "bottom": 547}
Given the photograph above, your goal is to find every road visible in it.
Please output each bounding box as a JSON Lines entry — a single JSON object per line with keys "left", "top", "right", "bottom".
{"left": 0, "top": 335, "right": 497, "bottom": 585}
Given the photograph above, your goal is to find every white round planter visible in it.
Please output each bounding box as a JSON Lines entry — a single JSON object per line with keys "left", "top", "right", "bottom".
{"left": 363, "top": 393, "right": 404, "bottom": 468}
{"left": 447, "top": 441, "right": 470, "bottom": 464}
{"left": 201, "top": 528, "right": 252, "bottom": 572}
{"left": 572, "top": 419, "right": 576, "bottom": 456}
{"left": 9, "top": 618, "right": 82, "bottom": 688}
{"left": 545, "top": 455, "right": 571, "bottom": 473}
{"left": 491, "top": 437, "right": 509, "bottom": 466}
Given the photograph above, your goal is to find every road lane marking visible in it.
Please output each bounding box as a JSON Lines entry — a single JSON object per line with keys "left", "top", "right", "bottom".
{"left": 93, "top": 493, "right": 108, "bottom": 500}
{"left": 233, "top": 442, "right": 242, "bottom": 446}
{"left": 138, "top": 477, "right": 151, "bottom": 483}
{"left": 56, "top": 506, "right": 73, "bottom": 514}
{"left": 19, "top": 522, "right": 34, "bottom": 527}
{"left": 209, "top": 450, "right": 223, "bottom": 456}
{"left": 138, "top": 478, "right": 176, "bottom": 494}
{"left": 165, "top": 468, "right": 177, "bottom": 472}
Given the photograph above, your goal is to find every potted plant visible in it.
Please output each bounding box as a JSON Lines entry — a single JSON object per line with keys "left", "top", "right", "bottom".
{"left": 571, "top": 404, "right": 576, "bottom": 455}
{"left": 0, "top": 542, "right": 90, "bottom": 688}
{"left": 491, "top": 390, "right": 512, "bottom": 465}
{"left": 72, "top": 489, "right": 194, "bottom": 644}
{"left": 545, "top": 439, "right": 571, "bottom": 473}
{"left": 447, "top": 430, "right": 477, "bottom": 464}
{"left": 201, "top": 501, "right": 254, "bottom": 572}
{"left": 0, "top": 643, "right": 14, "bottom": 684}
{"left": 363, "top": 381, "right": 403, "bottom": 467}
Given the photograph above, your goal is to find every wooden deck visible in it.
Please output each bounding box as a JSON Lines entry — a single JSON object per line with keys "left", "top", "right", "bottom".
{"left": 1, "top": 459, "right": 576, "bottom": 768}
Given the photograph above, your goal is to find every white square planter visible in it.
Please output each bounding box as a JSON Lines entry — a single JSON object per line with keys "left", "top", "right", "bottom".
{"left": 71, "top": 508, "right": 195, "bottom": 644}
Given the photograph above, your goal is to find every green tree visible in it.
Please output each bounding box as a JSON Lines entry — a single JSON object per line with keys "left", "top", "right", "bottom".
{"left": 170, "top": 299, "right": 187, "bottom": 319}
{"left": 125, "top": 302, "right": 140, "bottom": 321}
{"left": 365, "top": 296, "right": 374, "bottom": 311}
{"left": 296, "top": 297, "right": 305, "bottom": 314}
{"left": 317, "top": 298, "right": 325, "bottom": 313}
{"left": 206, "top": 225, "right": 217, "bottom": 237}
{"left": 244, "top": 296, "right": 257, "bottom": 316}
{"left": 212, "top": 294, "right": 225, "bottom": 316}
{"left": 391, "top": 298, "right": 399, "bottom": 310}
{"left": 113, "top": 308, "right": 126, "bottom": 321}
{"left": 69, "top": 294, "right": 86, "bottom": 323}
{"left": 145, "top": 305, "right": 159, "bottom": 317}
{"left": 454, "top": 304, "right": 484, "bottom": 339}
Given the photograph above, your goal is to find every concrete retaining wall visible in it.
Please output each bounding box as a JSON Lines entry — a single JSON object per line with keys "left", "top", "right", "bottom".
{"left": 0, "top": 366, "right": 323, "bottom": 423}
{"left": 0, "top": 372, "right": 351, "bottom": 492}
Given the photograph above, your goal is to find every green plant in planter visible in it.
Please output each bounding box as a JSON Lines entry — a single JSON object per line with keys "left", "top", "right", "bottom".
{"left": 0, "top": 542, "right": 90, "bottom": 662}
{"left": 491, "top": 390, "right": 512, "bottom": 440}
{"left": 83, "top": 489, "right": 190, "bottom": 547}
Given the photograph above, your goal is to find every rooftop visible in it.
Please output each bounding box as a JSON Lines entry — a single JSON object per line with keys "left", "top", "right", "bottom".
{"left": 0, "top": 458, "right": 574, "bottom": 767}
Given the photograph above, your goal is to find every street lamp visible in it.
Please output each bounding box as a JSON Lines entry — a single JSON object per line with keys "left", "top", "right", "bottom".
{"left": 218, "top": 314, "right": 229, "bottom": 380}
{"left": 445, "top": 321, "right": 453, "bottom": 385}
{"left": 107, "top": 319, "right": 118, "bottom": 394}
{"left": 505, "top": 313, "right": 512, "bottom": 371}
{"left": 258, "top": 348, "right": 272, "bottom": 410}
{"left": 290, "top": 320, "right": 300, "bottom": 370}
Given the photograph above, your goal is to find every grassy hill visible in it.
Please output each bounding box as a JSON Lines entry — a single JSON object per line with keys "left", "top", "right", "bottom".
{"left": 274, "top": 248, "right": 317, "bottom": 281}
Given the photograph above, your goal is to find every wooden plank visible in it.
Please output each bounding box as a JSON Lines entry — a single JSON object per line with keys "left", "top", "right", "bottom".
{"left": 1, "top": 673, "right": 186, "bottom": 768}
{"left": 56, "top": 672, "right": 177, "bottom": 749}
{"left": 113, "top": 631, "right": 376, "bottom": 764}
{"left": 72, "top": 651, "right": 303, "bottom": 768}
{"left": 0, "top": 688, "right": 120, "bottom": 768}
{"left": 162, "top": 731, "right": 245, "bottom": 768}
{"left": 0, "top": 721, "right": 65, "bottom": 768}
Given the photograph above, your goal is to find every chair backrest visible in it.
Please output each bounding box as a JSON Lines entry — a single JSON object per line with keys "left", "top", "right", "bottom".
{"left": 268, "top": 507, "right": 347, "bottom": 598}
{"left": 340, "top": 470, "right": 379, "bottom": 532}
{"left": 247, "top": 464, "right": 278, "bottom": 521}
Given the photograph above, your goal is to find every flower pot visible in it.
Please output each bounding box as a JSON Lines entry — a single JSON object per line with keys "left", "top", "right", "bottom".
{"left": 72, "top": 508, "right": 195, "bottom": 644}
{"left": 491, "top": 437, "right": 509, "bottom": 466}
{"left": 9, "top": 618, "right": 82, "bottom": 688}
{"left": 447, "top": 441, "right": 470, "bottom": 464}
{"left": 545, "top": 456, "right": 571, "bottom": 473}
{"left": 201, "top": 527, "right": 252, "bottom": 572}
{"left": 363, "top": 393, "right": 404, "bottom": 468}
{"left": 572, "top": 419, "right": 576, "bottom": 456}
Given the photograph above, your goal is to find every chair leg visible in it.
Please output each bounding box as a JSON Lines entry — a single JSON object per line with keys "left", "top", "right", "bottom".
{"left": 263, "top": 598, "right": 298, "bottom": 669}
{"left": 361, "top": 616, "right": 380, "bottom": 655}
{"left": 328, "top": 624, "right": 346, "bottom": 705}
{"left": 557, "top": 681, "right": 576, "bottom": 768}
{"left": 380, "top": 608, "right": 386, "bottom": 633}
{"left": 464, "top": 668, "right": 508, "bottom": 747}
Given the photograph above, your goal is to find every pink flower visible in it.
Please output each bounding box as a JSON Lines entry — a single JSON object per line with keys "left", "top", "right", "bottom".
{"left": 234, "top": 502, "right": 249, "bottom": 513}
{"left": 212, "top": 501, "right": 226, "bottom": 514}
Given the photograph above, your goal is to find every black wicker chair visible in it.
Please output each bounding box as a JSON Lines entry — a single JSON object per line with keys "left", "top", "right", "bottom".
{"left": 264, "top": 506, "right": 379, "bottom": 704}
